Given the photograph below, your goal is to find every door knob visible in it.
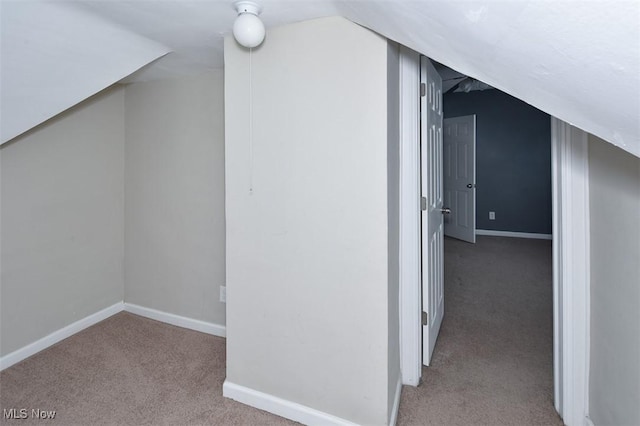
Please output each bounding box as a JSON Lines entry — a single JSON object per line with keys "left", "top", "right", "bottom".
{"left": 466, "top": 183, "right": 475, "bottom": 189}
{"left": 440, "top": 207, "right": 451, "bottom": 214}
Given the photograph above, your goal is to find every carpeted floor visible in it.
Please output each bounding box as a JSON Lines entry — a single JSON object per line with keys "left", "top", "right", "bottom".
{"left": 0, "top": 312, "right": 295, "bottom": 426}
{"left": 1, "top": 236, "right": 562, "bottom": 425}
{"left": 397, "top": 236, "right": 562, "bottom": 426}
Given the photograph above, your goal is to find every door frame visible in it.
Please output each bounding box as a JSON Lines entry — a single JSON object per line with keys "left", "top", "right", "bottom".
{"left": 551, "top": 118, "right": 591, "bottom": 426}
{"left": 398, "top": 48, "right": 591, "bottom": 424}
{"left": 398, "top": 45, "right": 422, "bottom": 386}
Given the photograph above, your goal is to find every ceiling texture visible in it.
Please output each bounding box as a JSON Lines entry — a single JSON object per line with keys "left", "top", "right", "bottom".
{"left": 2, "top": 0, "right": 639, "bottom": 157}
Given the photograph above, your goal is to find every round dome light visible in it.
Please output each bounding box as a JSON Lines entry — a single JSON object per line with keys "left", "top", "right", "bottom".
{"left": 232, "top": 1, "right": 265, "bottom": 48}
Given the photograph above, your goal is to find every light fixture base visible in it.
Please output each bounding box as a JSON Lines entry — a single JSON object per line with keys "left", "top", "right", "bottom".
{"left": 234, "top": 1, "right": 262, "bottom": 15}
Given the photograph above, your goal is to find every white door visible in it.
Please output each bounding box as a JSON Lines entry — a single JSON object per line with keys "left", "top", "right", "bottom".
{"left": 443, "top": 115, "right": 476, "bottom": 243}
{"left": 420, "top": 57, "right": 445, "bottom": 366}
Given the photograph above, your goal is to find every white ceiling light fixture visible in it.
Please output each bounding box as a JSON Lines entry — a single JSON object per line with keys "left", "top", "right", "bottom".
{"left": 233, "top": 1, "right": 265, "bottom": 48}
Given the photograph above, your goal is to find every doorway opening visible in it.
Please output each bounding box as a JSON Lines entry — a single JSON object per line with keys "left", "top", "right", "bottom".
{"left": 398, "top": 46, "right": 591, "bottom": 426}
{"left": 424, "top": 58, "right": 557, "bottom": 423}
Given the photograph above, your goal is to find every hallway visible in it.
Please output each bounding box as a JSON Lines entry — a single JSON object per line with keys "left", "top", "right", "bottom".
{"left": 397, "top": 236, "right": 563, "bottom": 425}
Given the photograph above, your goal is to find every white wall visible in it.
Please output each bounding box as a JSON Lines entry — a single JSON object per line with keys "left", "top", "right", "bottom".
{"left": 0, "top": 86, "right": 125, "bottom": 356}
{"left": 588, "top": 135, "right": 640, "bottom": 426}
{"left": 589, "top": 136, "right": 640, "bottom": 425}
{"left": 224, "top": 17, "right": 399, "bottom": 425}
{"left": 386, "top": 41, "right": 402, "bottom": 418}
{"left": 124, "top": 71, "right": 226, "bottom": 326}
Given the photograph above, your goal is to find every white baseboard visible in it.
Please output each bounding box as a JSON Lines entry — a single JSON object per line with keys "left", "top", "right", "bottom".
{"left": 124, "top": 303, "right": 226, "bottom": 338}
{"left": 0, "top": 302, "right": 124, "bottom": 371}
{"left": 223, "top": 380, "right": 359, "bottom": 426}
{"left": 389, "top": 375, "right": 402, "bottom": 426}
{"left": 475, "top": 229, "right": 552, "bottom": 240}
{"left": 1, "top": 302, "right": 226, "bottom": 372}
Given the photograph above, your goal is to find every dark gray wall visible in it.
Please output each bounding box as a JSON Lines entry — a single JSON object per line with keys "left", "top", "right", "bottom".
{"left": 443, "top": 89, "right": 551, "bottom": 234}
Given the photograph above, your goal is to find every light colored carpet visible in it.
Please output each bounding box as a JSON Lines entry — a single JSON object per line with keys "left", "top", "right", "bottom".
{"left": 1, "top": 236, "right": 562, "bottom": 425}
{"left": 397, "top": 236, "right": 562, "bottom": 426}
{"left": 0, "top": 312, "right": 296, "bottom": 426}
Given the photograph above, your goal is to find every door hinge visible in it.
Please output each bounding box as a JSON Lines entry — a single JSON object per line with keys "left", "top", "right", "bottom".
{"left": 421, "top": 196, "right": 427, "bottom": 211}
{"left": 420, "top": 83, "right": 426, "bottom": 97}
{"left": 422, "top": 311, "right": 428, "bottom": 326}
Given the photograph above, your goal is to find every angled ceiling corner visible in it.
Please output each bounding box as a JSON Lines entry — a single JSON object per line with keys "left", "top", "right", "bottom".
{"left": 338, "top": 1, "right": 640, "bottom": 158}
{"left": 0, "top": 1, "right": 171, "bottom": 144}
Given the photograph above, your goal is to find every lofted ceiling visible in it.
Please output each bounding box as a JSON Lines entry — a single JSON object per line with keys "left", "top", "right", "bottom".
{"left": 1, "top": 0, "right": 639, "bottom": 157}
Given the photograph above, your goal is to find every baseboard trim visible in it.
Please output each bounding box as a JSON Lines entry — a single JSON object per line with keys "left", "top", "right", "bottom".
{"left": 475, "top": 229, "right": 552, "bottom": 240}
{"left": 1, "top": 302, "right": 226, "bottom": 371}
{"left": 123, "top": 303, "right": 226, "bottom": 338}
{"left": 223, "top": 380, "right": 359, "bottom": 426}
{"left": 389, "top": 375, "right": 402, "bottom": 426}
{"left": 0, "top": 302, "right": 124, "bottom": 371}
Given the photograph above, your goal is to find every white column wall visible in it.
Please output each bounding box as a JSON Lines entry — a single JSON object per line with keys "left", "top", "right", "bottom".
{"left": 224, "top": 17, "right": 396, "bottom": 425}
{"left": 588, "top": 135, "right": 640, "bottom": 426}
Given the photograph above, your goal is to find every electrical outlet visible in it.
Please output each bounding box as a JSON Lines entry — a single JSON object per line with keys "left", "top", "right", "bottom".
{"left": 489, "top": 211, "right": 496, "bottom": 220}
{"left": 220, "top": 285, "right": 226, "bottom": 303}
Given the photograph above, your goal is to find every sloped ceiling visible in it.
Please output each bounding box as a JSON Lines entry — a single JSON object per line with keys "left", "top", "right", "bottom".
{"left": 0, "top": 1, "right": 170, "bottom": 143}
{"left": 2, "top": 1, "right": 639, "bottom": 157}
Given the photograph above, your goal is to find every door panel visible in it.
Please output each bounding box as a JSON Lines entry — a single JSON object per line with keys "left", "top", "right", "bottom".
{"left": 457, "top": 191, "right": 469, "bottom": 228}
{"left": 420, "top": 57, "right": 444, "bottom": 366}
{"left": 443, "top": 115, "right": 476, "bottom": 243}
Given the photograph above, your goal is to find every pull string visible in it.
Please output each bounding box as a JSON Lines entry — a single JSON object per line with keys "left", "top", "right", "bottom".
{"left": 248, "top": 47, "right": 254, "bottom": 194}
